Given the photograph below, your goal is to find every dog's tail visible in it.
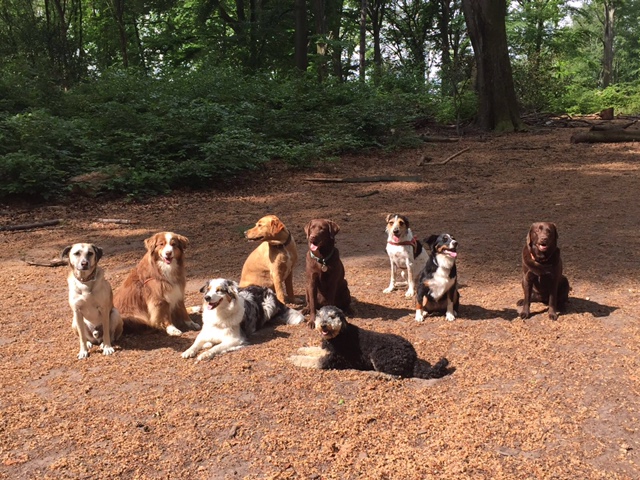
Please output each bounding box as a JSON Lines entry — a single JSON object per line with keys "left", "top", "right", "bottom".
{"left": 277, "top": 306, "right": 305, "bottom": 325}
{"left": 413, "top": 357, "right": 451, "bottom": 379}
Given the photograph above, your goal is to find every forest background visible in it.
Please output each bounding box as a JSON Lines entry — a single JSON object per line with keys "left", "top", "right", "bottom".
{"left": 1, "top": 0, "right": 639, "bottom": 201}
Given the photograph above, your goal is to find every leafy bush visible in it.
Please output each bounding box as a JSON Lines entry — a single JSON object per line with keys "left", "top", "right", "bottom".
{"left": 0, "top": 67, "right": 437, "bottom": 202}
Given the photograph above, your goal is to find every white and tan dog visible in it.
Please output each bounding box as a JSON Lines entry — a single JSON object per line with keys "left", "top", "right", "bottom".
{"left": 62, "top": 243, "right": 123, "bottom": 359}
{"left": 182, "top": 278, "right": 303, "bottom": 362}
{"left": 383, "top": 214, "right": 429, "bottom": 298}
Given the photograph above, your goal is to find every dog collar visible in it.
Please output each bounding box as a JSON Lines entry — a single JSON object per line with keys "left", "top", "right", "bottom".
{"left": 387, "top": 236, "right": 417, "bottom": 247}
{"left": 271, "top": 231, "right": 292, "bottom": 249}
{"left": 309, "top": 248, "right": 334, "bottom": 272}
{"left": 530, "top": 251, "right": 551, "bottom": 264}
{"left": 74, "top": 270, "right": 97, "bottom": 283}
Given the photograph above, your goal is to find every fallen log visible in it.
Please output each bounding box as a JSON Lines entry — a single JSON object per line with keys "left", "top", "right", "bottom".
{"left": 25, "top": 259, "right": 67, "bottom": 267}
{"left": 0, "top": 219, "right": 61, "bottom": 232}
{"left": 419, "top": 135, "right": 461, "bottom": 143}
{"left": 570, "top": 130, "right": 640, "bottom": 144}
{"left": 303, "top": 175, "right": 422, "bottom": 183}
{"left": 96, "top": 218, "right": 139, "bottom": 224}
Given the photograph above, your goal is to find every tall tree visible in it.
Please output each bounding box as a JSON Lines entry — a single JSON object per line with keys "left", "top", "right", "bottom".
{"left": 601, "top": 0, "right": 614, "bottom": 87}
{"left": 461, "top": 0, "right": 523, "bottom": 131}
{"left": 295, "top": 0, "right": 309, "bottom": 70}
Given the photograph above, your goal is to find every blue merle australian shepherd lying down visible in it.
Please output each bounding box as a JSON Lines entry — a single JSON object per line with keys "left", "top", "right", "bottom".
{"left": 182, "top": 278, "right": 304, "bottom": 362}
{"left": 289, "top": 306, "right": 451, "bottom": 379}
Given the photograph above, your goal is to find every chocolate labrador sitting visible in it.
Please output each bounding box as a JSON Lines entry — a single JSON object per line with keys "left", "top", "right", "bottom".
{"left": 303, "top": 219, "right": 351, "bottom": 326}
{"left": 520, "top": 222, "right": 570, "bottom": 320}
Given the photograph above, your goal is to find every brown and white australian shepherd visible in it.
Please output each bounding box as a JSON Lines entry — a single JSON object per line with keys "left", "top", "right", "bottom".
{"left": 113, "top": 232, "right": 201, "bottom": 336}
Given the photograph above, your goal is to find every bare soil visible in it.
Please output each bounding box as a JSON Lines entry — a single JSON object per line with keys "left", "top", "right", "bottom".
{"left": 1, "top": 127, "right": 640, "bottom": 480}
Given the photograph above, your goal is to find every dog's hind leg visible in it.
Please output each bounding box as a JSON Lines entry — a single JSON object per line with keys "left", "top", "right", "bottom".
{"left": 445, "top": 286, "right": 458, "bottom": 322}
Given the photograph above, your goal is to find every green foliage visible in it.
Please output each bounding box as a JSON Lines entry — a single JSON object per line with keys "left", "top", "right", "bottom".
{"left": 562, "top": 83, "right": 640, "bottom": 115}
{"left": 0, "top": 68, "right": 431, "bottom": 201}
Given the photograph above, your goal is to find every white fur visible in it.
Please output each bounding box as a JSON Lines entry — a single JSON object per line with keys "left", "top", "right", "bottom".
{"left": 182, "top": 285, "right": 247, "bottom": 362}
{"left": 384, "top": 225, "right": 429, "bottom": 298}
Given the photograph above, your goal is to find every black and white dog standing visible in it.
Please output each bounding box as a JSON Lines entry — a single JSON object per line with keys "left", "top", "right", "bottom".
{"left": 415, "top": 233, "right": 460, "bottom": 322}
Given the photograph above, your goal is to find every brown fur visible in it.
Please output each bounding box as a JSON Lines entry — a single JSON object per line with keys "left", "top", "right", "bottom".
{"left": 239, "top": 215, "right": 298, "bottom": 303}
{"left": 302, "top": 219, "right": 351, "bottom": 326}
{"left": 520, "top": 222, "right": 570, "bottom": 321}
{"left": 113, "top": 232, "right": 200, "bottom": 336}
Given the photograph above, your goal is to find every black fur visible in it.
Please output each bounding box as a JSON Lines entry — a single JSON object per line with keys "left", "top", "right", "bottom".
{"left": 238, "top": 285, "right": 286, "bottom": 335}
{"left": 415, "top": 233, "right": 460, "bottom": 317}
{"left": 317, "top": 306, "right": 450, "bottom": 379}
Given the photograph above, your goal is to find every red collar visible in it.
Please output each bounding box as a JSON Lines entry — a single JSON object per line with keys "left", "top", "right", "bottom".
{"left": 388, "top": 236, "right": 417, "bottom": 247}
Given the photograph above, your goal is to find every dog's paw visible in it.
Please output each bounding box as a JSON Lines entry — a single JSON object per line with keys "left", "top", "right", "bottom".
{"left": 196, "top": 351, "right": 215, "bottom": 362}
{"left": 445, "top": 312, "right": 456, "bottom": 322}
{"left": 186, "top": 321, "right": 201, "bottom": 331}
{"left": 415, "top": 310, "right": 425, "bottom": 322}
{"left": 288, "top": 354, "right": 323, "bottom": 369}
{"left": 383, "top": 286, "right": 394, "bottom": 294}
{"left": 166, "top": 325, "right": 183, "bottom": 336}
{"left": 181, "top": 349, "right": 197, "bottom": 359}
{"left": 77, "top": 350, "right": 89, "bottom": 360}
{"left": 101, "top": 344, "right": 115, "bottom": 355}
{"left": 548, "top": 311, "right": 558, "bottom": 321}
{"left": 404, "top": 289, "right": 415, "bottom": 298}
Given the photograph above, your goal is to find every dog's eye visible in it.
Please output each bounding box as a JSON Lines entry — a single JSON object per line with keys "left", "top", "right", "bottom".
{"left": 87, "top": 251, "right": 94, "bottom": 256}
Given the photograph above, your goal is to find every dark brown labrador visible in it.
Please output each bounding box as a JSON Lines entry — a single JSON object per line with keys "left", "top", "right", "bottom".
{"left": 520, "top": 222, "right": 570, "bottom": 320}
{"left": 303, "top": 219, "right": 351, "bottom": 326}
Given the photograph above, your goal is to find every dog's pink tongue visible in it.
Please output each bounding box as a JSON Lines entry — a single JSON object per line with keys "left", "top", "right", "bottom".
{"left": 164, "top": 257, "right": 173, "bottom": 264}
{"left": 310, "top": 243, "right": 319, "bottom": 252}
{"left": 447, "top": 251, "right": 458, "bottom": 258}
{"left": 207, "top": 304, "right": 215, "bottom": 310}
{"left": 392, "top": 235, "right": 400, "bottom": 242}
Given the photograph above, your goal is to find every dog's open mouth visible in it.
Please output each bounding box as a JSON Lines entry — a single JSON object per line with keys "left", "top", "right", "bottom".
{"left": 206, "top": 298, "right": 223, "bottom": 310}
{"left": 163, "top": 256, "right": 173, "bottom": 265}
{"left": 309, "top": 242, "right": 319, "bottom": 252}
{"left": 537, "top": 243, "right": 549, "bottom": 252}
{"left": 319, "top": 326, "right": 333, "bottom": 336}
{"left": 443, "top": 248, "right": 458, "bottom": 258}
{"left": 247, "top": 235, "right": 264, "bottom": 242}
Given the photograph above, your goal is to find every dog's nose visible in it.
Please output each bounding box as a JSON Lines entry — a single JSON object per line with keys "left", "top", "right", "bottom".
{"left": 204, "top": 295, "right": 211, "bottom": 302}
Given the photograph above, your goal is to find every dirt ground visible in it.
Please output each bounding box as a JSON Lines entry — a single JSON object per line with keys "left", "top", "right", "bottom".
{"left": 1, "top": 127, "right": 640, "bottom": 480}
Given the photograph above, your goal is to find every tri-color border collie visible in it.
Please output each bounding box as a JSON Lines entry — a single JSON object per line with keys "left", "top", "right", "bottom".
{"left": 415, "top": 233, "right": 460, "bottom": 322}
{"left": 383, "top": 214, "right": 429, "bottom": 298}
{"left": 182, "top": 279, "right": 304, "bottom": 362}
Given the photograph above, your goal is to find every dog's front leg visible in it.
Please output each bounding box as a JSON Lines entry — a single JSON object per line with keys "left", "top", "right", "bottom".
{"left": 98, "top": 306, "right": 115, "bottom": 355}
{"left": 383, "top": 260, "right": 397, "bottom": 293}
{"left": 445, "top": 287, "right": 457, "bottom": 322}
{"left": 414, "top": 285, "right": 427, "bottom": 322}
{"left": 181, "top": 334, "right": 210, "bottom": 358}
{"left": 174, "top": 301, "right": 201, "bottom": 332}
{"left": 196, "top": 339, "right": 245, "bottom": 362}
{"left": 149, "top": 302, "right": 182, "bottom": 336}
{"left": 520, "top": 272, "right": 534, "bottom": 319}
{"left": 284, "top": 273, "right": 296, "bottom": 304}
{"left": 547, "top": 277, "right": 560, "bottom": 321}
{"left": 404, "top": 258, "right": 416, "bottom": 298}
{"left": 72, "top": 309, "right": 92, "bottom": 359}
{"left": 306, "top": 275, "right": 319, "bottom": 326}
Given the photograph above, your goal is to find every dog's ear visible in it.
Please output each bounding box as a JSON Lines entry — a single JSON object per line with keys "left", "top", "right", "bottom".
{"left": 327, "top": 220, "right": 340, "bottom": 237}
{"left": 174, "top": 234, "right": 190, "bottom": 250}
{"left": 424, "top": 234, "right": 438, "bottom": 249}
{"left": 549, "top": 222, "right": 558, "bottom": 240}
{"left": 385, "top": 214, "right": 395, "bottom": 223}
{"left": 92, "top": 245, "right": 103, "bottom": 262}
{"left": 144, "top": 234, "right": 158, "bottom": 252}
{"left": 227, "top": 282, "right": 239, "bottom": 301}
{"left": 304, "top": 220, "right": 312, "bottom": 238}
{"left": 269, "top": 217, "right": 285, "bottom": 235}
{"left": 61, "top": 245, "right": 72, "bottom": 260}
{"left": 526, "top": 225, "right": 534, "bottom": 248}
{"left": 199, "top": 281, "right": 210, "bottom": 294}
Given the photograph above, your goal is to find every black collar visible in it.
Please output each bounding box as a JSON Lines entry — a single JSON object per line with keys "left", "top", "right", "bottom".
{"left": 271, "top": 231, "right": 292, "bottom": 249}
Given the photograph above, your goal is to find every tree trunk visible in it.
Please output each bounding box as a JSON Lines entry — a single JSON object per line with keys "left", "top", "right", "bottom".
{"left": 359, "top": 0, "right": 367, "bottom": 82}
{"left": 314, "top": 0, "right": 328, "bottom": 81}
{"left": 602, "top": 0, "right": 615, "bottom": 88}
{"left": 439, "top": 0, "right": 452, "bottom": 96}
{"left": 294, "top": 0, "right": 309, "bottom": 71}
{"left": 328, "top": 0, "right": 344, "bottom": 80}
{"left": 461, "top": 0, "right": 523, "bottom": 132}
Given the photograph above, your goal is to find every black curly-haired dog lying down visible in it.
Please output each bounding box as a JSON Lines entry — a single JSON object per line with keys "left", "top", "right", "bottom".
{"left": 289, "top": 306, "right": 451, "bottom": 379}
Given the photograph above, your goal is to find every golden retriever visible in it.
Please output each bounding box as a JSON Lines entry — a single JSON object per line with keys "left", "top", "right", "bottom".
{"left": 239, "top": 215, "right": 298, "bottom": 303}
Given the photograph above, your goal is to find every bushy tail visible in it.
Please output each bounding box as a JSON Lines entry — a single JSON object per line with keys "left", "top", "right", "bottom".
{"left": 277, "top": 306, "right": 305, "bottom": 325}
{"left": 413, "top": 357, "right": 451, "bottom": 379}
